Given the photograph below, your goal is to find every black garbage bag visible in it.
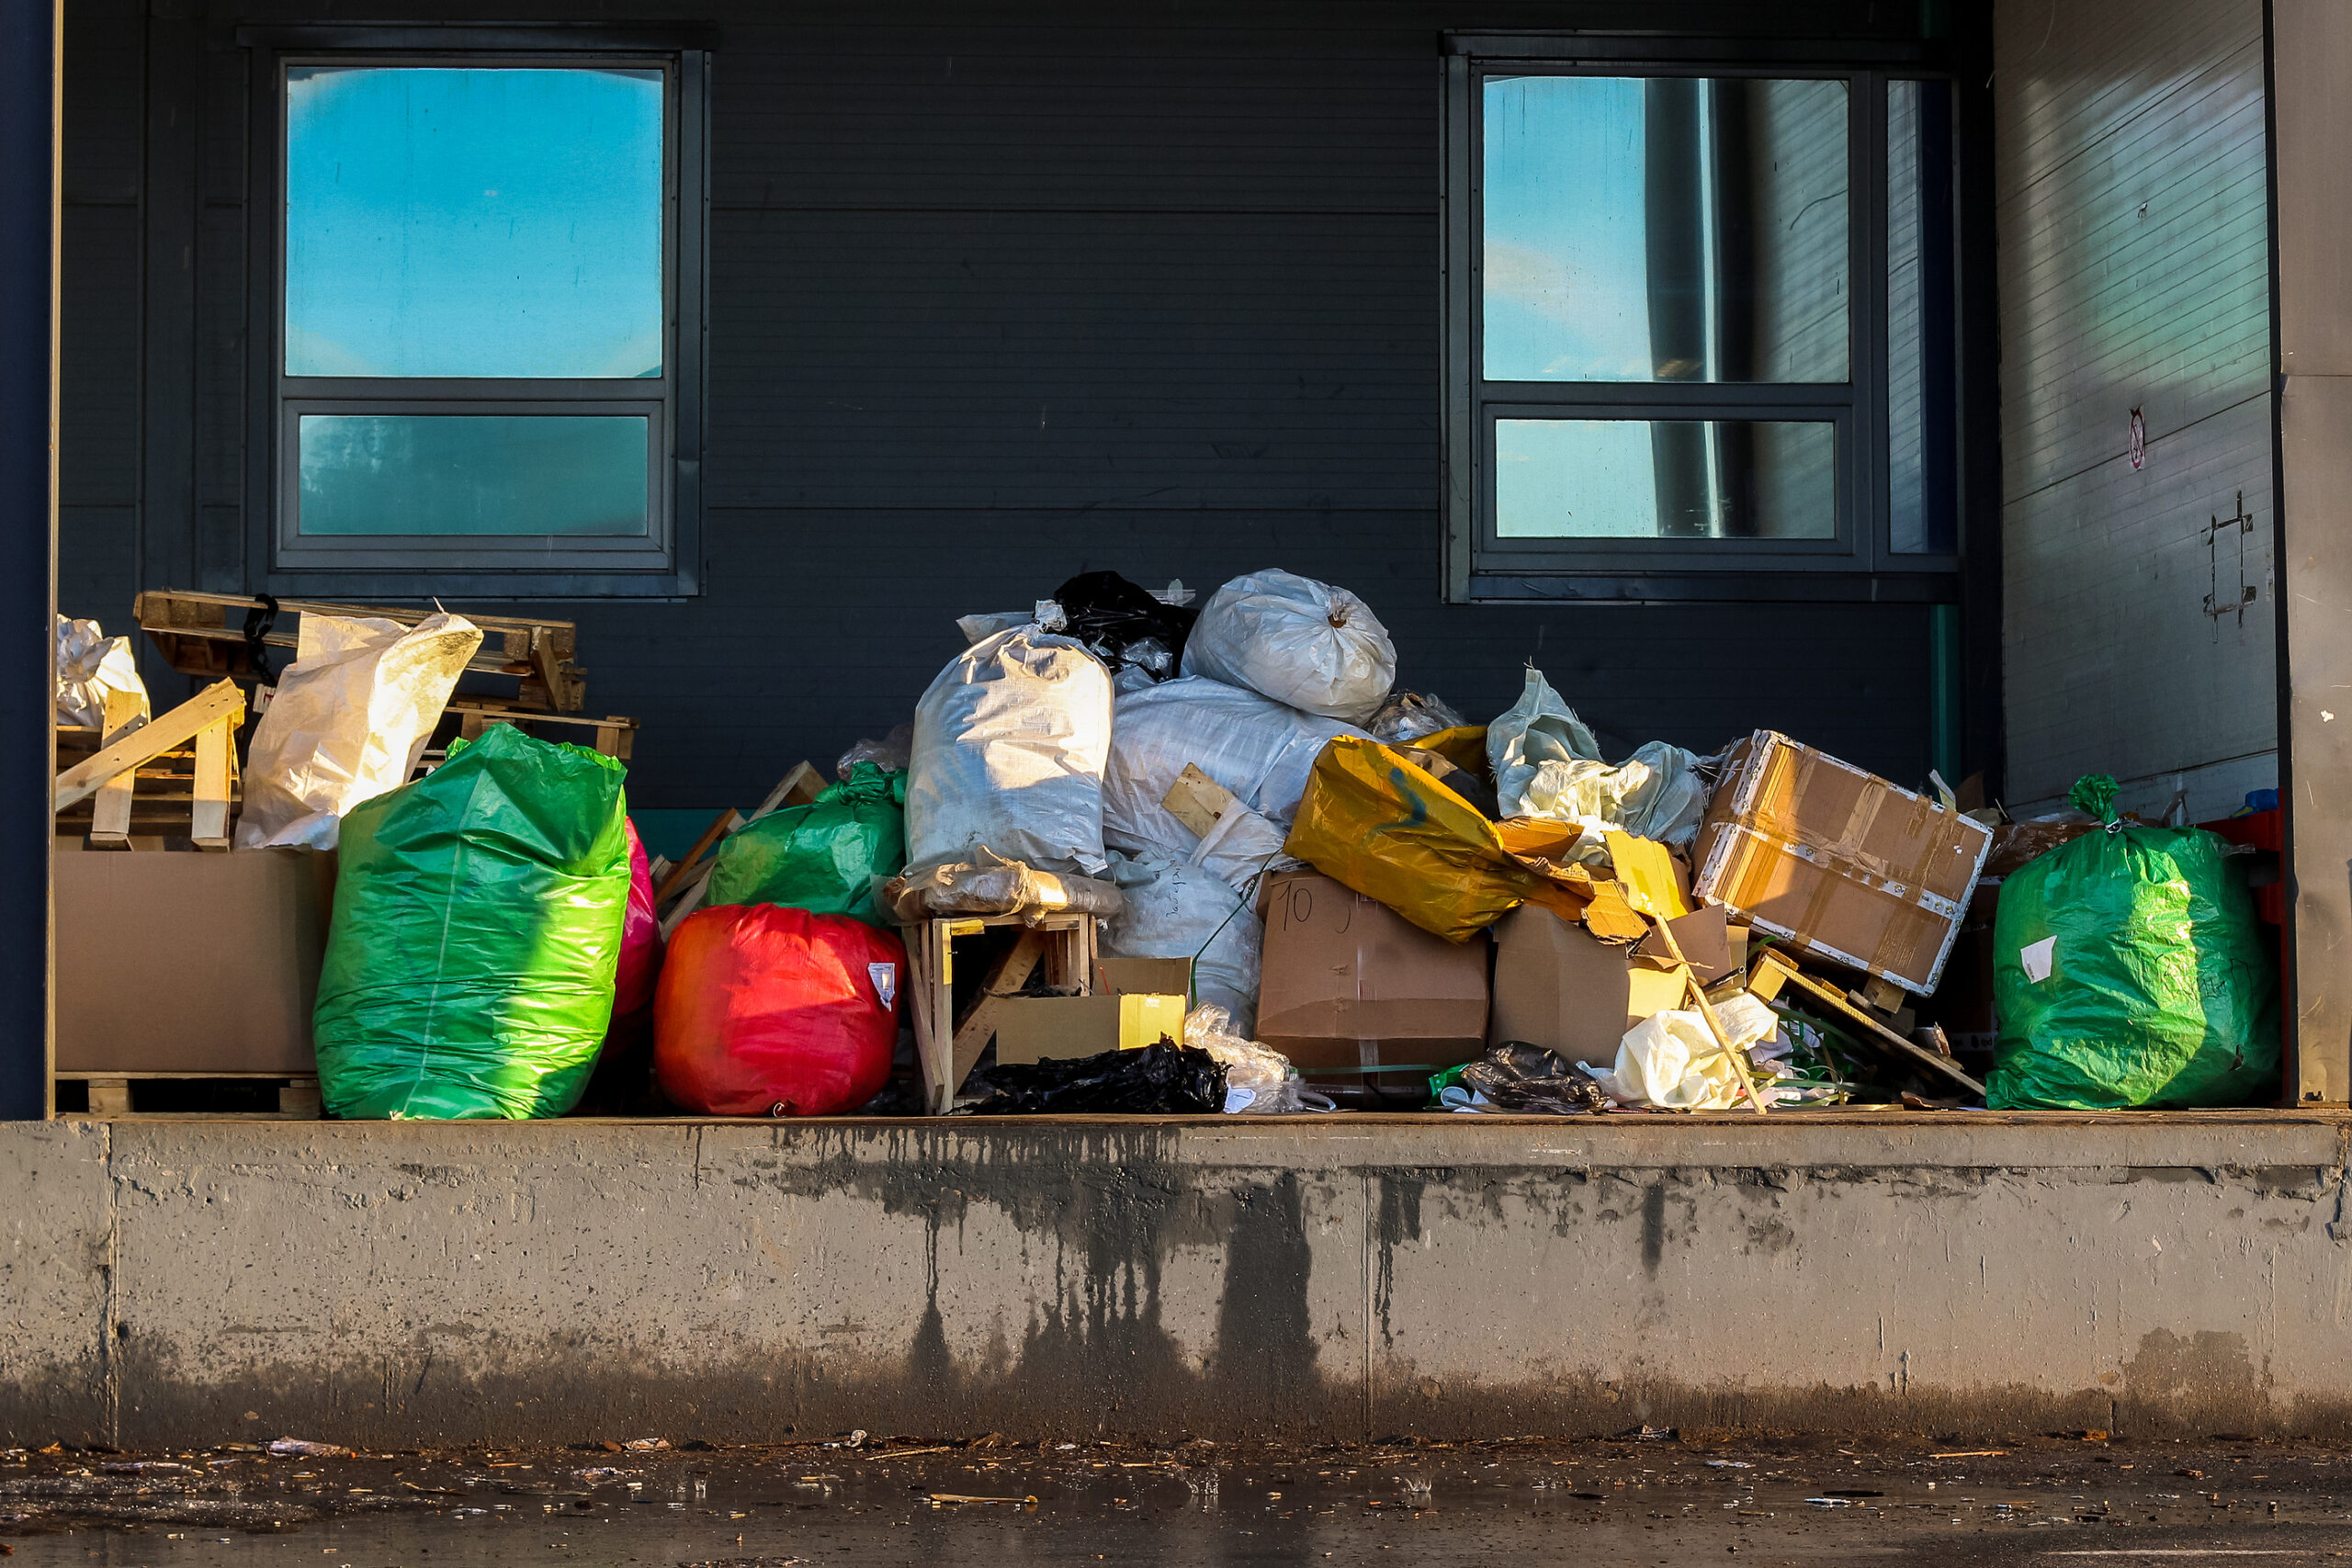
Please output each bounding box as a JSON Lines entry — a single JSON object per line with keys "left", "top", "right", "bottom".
{"left": 1053, "top": 570, "right": 1198, "bottom": 680}
{"left": 958, "top": 1040, "right": 1227, "bottom": 1115}
{"left": 1464, "top": 1043, "right": 1611, "bottom": 1114}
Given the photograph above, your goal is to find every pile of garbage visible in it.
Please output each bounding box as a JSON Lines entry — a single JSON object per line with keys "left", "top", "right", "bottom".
{"left": 54, "top": 561, "right": 2282, "bottom": 1122}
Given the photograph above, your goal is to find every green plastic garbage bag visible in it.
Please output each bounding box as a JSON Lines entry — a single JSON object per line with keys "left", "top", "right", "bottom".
{"left": 314, "top": 724, "right": 632, "bottom": 1120}
{"left": 1987, "top": 775, "right": 2278, "bottom": 1110}
{"left": 704, "top": 762, "right": 907, "bottom": 926}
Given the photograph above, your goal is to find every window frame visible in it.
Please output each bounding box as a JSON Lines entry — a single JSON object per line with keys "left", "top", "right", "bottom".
{"left": 241, "top": 28, "right": 709, "bottom": 598}
{"left": 1442, "top": 34, "right": 1966, "bottom": 604}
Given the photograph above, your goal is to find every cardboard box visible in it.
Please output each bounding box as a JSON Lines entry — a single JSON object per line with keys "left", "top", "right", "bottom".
{"left": 1254, "top": 871, "right": 1490, "bottom": 1082}
{"left": 54, "top": 844, "right": 333, "bottom": 1074}
{"left": 993, "top": 992, "right": 1188, "bottom": 1065}
{"left": 1692, "top": 730, "right": 1992, "bottom": 995}
{"left": 1098, "top": 956, "right": 1193, "bottom": 1001}
{"left": 1490, "top": 904, "right": 1728, "bottom": 1067}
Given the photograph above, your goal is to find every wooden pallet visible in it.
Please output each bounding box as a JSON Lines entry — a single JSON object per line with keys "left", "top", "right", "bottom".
{"left": 450, "top": 699, "right": 639, "bottom": 760}
{"left": 901, "top": 912, "right": 1098, "bottom": 1115}
{"left": 53, "top": 679, "right": 245, "bottom": 849}
{"left": 56, "top": 1074, "right": 322, "bottom": 1118}
{"left": 134, "top": 589, "right": 588, "bottom": 712}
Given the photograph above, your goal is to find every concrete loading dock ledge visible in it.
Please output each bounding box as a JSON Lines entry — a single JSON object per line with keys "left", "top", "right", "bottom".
{"left": 4, "top": 1113, "right": 2348, "bottom": 1450}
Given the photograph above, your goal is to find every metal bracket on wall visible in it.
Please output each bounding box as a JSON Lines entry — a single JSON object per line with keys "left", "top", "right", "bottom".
{"left": 2203, "top": 490, "right": 2257, "bottom": 630}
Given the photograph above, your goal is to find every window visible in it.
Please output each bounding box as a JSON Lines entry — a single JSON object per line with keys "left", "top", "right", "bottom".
{"left": 1443, "top": 40, "right": 1962, "bottom": 600}
{"left": 253, "top": 39, "right": 706, "bottom": 594}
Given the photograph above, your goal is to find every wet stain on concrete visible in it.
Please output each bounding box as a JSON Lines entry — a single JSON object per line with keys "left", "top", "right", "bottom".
{"left": 1641, "top": 1183, "right": 1667, "bottom": 1274}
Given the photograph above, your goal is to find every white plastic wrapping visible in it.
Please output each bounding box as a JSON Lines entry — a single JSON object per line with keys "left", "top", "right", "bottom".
{"left": 1589, "top": 993, "right": 1781, "bottom": 1111}
{"left": 1487, "top": 667, "right": 1712, "bottom": 850}
{"left": 1102, "top": 853, "right": 1264, "bottom": 1037}
{"left": 234, "top": 611, "right": 482, "bottom": 851}
{"left": 1179, "top": 569, "right": 1396, "bottom": 722}
{"left": 1102, "top": 676, "right": 1367, "bottom": 865}
{"left": 904, "top": 627, "right": 1114, "bottom": 875}
{"left": 53, "top": 615, "right": 149, "bottom": 731}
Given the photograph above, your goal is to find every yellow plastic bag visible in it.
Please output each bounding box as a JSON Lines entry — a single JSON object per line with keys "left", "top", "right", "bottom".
{"left": 1283, "top": 737, "right": 1623, "bottom": 942}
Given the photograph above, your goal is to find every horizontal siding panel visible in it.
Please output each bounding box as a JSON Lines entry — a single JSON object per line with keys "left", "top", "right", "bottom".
{"left": 59, "top": 203, "right": 142, "bottom": 509}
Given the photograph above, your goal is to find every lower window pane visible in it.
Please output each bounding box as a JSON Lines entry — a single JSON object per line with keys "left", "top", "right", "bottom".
{"left": 1495, "top": 418, "right": 1836, "bottom": 540}
{"left": 298, "top": 413, "right": 651, "bottom": 536}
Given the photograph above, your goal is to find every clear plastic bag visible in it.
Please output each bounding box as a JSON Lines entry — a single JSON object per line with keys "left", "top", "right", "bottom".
{"left": 1487, "top": 667, "right": 1712, "bottom": 851}
{"left": 1184, "top": 1005, "right": 1334, "bottom": 1114}
{"left": 883, "top": 846, "right": 1125, "bottom": 924}
{"left": 1366, "top": 691, "right": 1466, "bottom": 746}
{"left": 53, "top": 615, "right": 148, "bottom": 730}
{"left": 835, "top": 722, "right": 913, "bottom": 779}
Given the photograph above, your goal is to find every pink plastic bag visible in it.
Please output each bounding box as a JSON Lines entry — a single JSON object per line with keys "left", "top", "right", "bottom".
{"left": 608, "top": 819, "right": 663, "bottom": 1042}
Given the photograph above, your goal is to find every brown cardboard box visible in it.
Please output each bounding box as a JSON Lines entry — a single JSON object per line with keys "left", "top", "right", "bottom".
{"left": 1491, "top": 904, "right": 1727, "bottom": 1067}
{"left": 993, "top": 993, "right": 1188, "bottom": 1065}
{"left": 54, "top": 843, "right": 333, "bottom": 1074}
{"left": 1099, "top": 956, "right": 1193, "bottom": 1001}
{"left": 1691, "top": 730, "right": 1992, "bottom": 995}
{"left": 1254, "top": 871, "right": 1490, "bottom": 1082}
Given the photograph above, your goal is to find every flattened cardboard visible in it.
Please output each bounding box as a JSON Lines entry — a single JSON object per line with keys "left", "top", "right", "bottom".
{"left": 1254, "top": 871, "right": 1490, "bottom": 1080}
{"left": 1492, "top": 904, "right": 1721, "bottom": 1067}
{"left": 993, "top": 993, "right": 1188, "bottom": 1065}
{"left": 1691, "top": 730, "right": 1992, "bottom": 995}
{"left": 1100, "top": 956, "right": 1193, "bottom": 1001}
{"left": 54, "top": 844, "right": 333, "bottom": 1074}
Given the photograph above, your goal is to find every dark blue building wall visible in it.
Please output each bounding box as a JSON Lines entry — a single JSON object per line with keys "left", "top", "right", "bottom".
{"left": 58, "top": 1, "right": 1967, "bottom": 812}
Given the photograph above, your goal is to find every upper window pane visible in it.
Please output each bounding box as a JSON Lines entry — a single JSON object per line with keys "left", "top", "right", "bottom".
{"left": 285, "top": 65, "right": 664, "bottom": 379}
{"left": 1482, "top": 75, "right": 1850, "bottom": 383}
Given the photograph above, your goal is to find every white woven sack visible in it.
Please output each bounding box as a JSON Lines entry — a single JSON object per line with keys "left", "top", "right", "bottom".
{"left": 904, "top": 627, "right": 1113, "bottom": 875}
{"left": 1102, "top": 676, "right": 1367, "bottom": 865}
{"left": 1179, "top": 569, "right": 1396, "bottom": 722}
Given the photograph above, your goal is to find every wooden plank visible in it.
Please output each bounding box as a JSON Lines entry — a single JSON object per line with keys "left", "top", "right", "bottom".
{"left": 948, "top": 930, "right": 1046, "bottom": 1086}
{"left": 655, "top": 808, "right": 743, "bottom": 906}
{"left": 657, "top": 869, "right": 713, "bottom": 940}
{"left": 85, "top": 1077, "right": 130, "bottom": 1115}
{"left": 53, "top": 680, "right": 244, "bottom": 812}
{"left": 190, "top": 718, "right": 232, "bottom": 849}
{"left": 133, "top": 591, "right": 587, "bottom": 711}
{"left": 1750, "top": 950, "right": 1987, "bottom": 1098}
{"left": 87, "top": 688, "right": 147, "bottom": 846}
{"left": 750, "top": 761, "right": 826, "bottom": 822}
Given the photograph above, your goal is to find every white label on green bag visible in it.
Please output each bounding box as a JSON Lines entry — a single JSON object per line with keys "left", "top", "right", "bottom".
{"left": 869, "top": 962, "right": 899, "bottom": 1009}
{"left": 2019, "top": 935, "right": 2057, "bottom": 984}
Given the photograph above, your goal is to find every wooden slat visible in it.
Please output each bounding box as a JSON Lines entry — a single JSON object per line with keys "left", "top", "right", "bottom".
{"left": 53, "top": 680, "right": 243, "bottom": 812}
{"left": 189, "top": 718, "right": 232, "bottom": 849}
{"left": 949, "top": 930, "right": 1046, "bottom": 1086}
{"left": 87, "top": 688, "right": 146, "bottom": 846}
{"left": 750, "top": 761, "right": 826, "bottom": 822}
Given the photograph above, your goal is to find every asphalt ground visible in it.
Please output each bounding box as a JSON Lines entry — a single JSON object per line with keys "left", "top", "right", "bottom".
{"left": 5, "top": 1429, "right": 2352, "bottom": 1566}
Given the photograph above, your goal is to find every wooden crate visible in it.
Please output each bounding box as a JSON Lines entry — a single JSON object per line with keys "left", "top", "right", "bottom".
{"left": 135, "top": 589, "right": 589, "bottom": 712}
{"left": 901, "top": 913, "right": 1098, "bottom": 1114}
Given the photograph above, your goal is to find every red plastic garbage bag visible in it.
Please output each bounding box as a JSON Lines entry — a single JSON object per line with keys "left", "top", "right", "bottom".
{"left": 654, "top": 903, "right": 905, "bottom": 1116}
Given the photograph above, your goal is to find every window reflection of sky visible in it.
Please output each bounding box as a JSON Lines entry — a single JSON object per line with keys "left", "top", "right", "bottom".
{"left": 286, "top": 66, "right": 664, "bottom": 379}
{"left": 1482, "top": 75, "right": 1654, "bottom": 383}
